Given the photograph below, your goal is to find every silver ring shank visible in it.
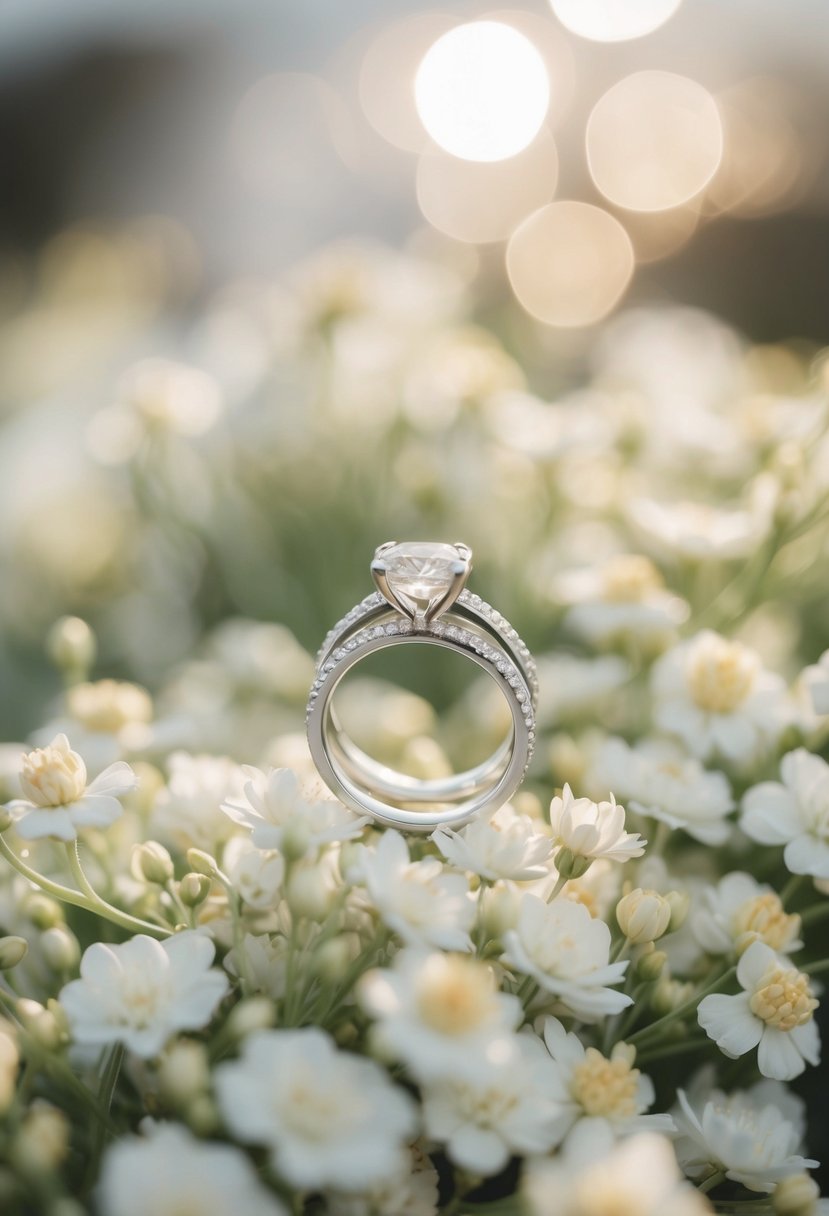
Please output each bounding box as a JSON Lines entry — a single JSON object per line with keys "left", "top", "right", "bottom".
{"left": 306, "top": 613, "right": 535, "bottom": 832}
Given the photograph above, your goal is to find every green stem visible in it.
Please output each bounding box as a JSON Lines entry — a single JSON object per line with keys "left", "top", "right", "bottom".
{"left": 85, "top": 1042, "right": 125, "bottom": 1188}
{"left": 780, "top": 874, "right": 805, "bottom": 907}
{"left": 65, "top": 842, "right": 171, "bottom": 939}
{"left": 800, "top": 901, "right": 829, "bottom": 926}
{"left": 803, "top": 957, "right": 829, "bottom": 976}
{"left": 625, "top": 965, "right": 736, "bottom": 1048}
{"left": 636, "top": 1036, "right": 710, "bottom": 1066}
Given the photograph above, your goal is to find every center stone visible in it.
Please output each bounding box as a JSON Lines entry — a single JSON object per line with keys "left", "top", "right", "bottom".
{"left": 383, "top": 542, "right": 461, "bottom": 603}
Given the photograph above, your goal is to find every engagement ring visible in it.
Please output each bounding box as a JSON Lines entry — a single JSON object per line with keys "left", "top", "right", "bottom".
{"left": 306, "top": 541, "right": 537, "bottom": 832}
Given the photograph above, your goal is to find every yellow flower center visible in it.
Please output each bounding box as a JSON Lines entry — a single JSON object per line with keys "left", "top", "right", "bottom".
{"left": 732, "top": 893, "right": 801, "bottom": 955}
{"left": 749, "top": 967, "right": 818, "bottom": 1031}
{"left": 415, "top": 955, "right": 497, "bottom": 1036}
{"left": 686, "top": 638, "right": 757, "bottom": 713}
{"left": 601, "top": 554, "right": 664, "bottom": 603}
{"left": 570, "top": 1045, "right": 640, "bottom": 1119}
{"left": 20, "top": 743, "right": 86, "bottom": 808}
{"left": 67, "top": 679, "right": 152, "bottom": 733}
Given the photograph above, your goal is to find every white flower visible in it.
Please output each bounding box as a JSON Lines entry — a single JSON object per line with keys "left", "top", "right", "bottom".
{"left": 697, "top": 941, "right": 820, "bottom": 1080}
{"left": 553, "top": 554, "right": 688, "bottom": 649}
{"left": 60, "top": 932, "right": 228, "bottom": 1057}
{"left": 502, "top": 895, "right": 631, "bottom": 1021}
{"left": 741, "top": 749, "right": 829, "bottom": 879}
{"left": 674, "top": 1078, "right": 816, "bottom": 1192}
{"left": 97, "top": 1122, "right": 287, "bottom": 1216}
{"left": 627, "top": 497, "right": 771, "bottom": 561}
{"left": 222, "top": 836, "right": 285, "bottom": 910}
{"left": 536, "top": 654, "right": 631, "bottom": 728}
{"left": 800, "top": 649, "right": 829, "bottom": 717}
{"left": 691, "top": 871, "right": 802, "bottom": 958}
{"left": 591, "top": 737, "right": 734, "bottom": 846}
{"left": 549, "top": 784, "right": 645, "bottom": 865}
{"left": 152, "top": 752, "right": 246, "bottom": 852}
{"left": 223, "top": 766, "right": 366, "bottom": 856}
{"left": 225, "top": 933, "right": 286, "bottom": 1000}
{"left": 325, "top": 1145, "right": 439, "bottom": 1216}
{"left": 651, "top": 631, "right": 789, "bottom": 766}
{"left": 421, "top": 1032, "right": 564, "bottom": 1175}
{"left": 431, "top": 801, "right": 553, "bottom": 881}
{"left": 524, "top": 1131, "right": 713, "bottom": 1216}
{"left": 3, "top": 733, "right": 136, "bottom": 841}
{"left": 215, "top": 1027, "right": 415, "bottom": 1192}
{"left": 540, "top": 1017, "right": 674, "bottom": 1146}
{"left": 352, "top": 830, "right": 474, "bottom": 951}
{"left": 358, "top": 948, "right": 521, "bottom": 1083}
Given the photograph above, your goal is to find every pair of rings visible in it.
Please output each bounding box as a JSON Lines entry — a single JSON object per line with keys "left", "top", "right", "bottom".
{"left": 306, "top": 541, "right": 536, "bottom": 832}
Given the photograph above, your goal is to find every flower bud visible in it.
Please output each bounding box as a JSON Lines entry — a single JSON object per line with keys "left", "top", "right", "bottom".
{"left": 12, "top": 1102, "right": 69, "bottom": 1172}
{"left": 773, "top": 1173, "right": 820, "bottom": 1216}
{"left": 187, "top": 1094, "right": 220, "bottom": 1136}
{"left": 616, "top": 888, "right": 671, "bottom": 945}
{"left": 651, "top": 973, "right": 694, "bottom": 1016}
{"left": 0, "top": 937, "right": 28, "bottom": 970}
{"left": 634, "top": 945, "right": 667, "bottom": 982}
{"left": 17, "top": 1000, "right": 63, "bottom": 1050}
{"left": 286, "top": 862, "right": 337, "bottom": 921}
{"left": 158, "top": 1040, "right": 209, "bottom": 1107}
{"left": 666, "top": 890, "right": 690, "bottom": 933}
{"left": 0, "top": 1026, "right": 19, "bottom": 1115}
{"left": 23, "top": 895, "right": 64, "bottom": 930}
{"left": 179, "top": 873, "right": 212, "bottom": 907}
{"left": 133, "top": 841, "right": 175, "bottom": 886}
{"left": 39, "top": 927, "right": 79, "bottom": 973}
{"left": 0, "top": 806, "right": 12, "bottom": 833}
{"left": 555, "top": 847, "right": 593, "bottom": 882}
{"left": 478, "top": 881, "right": 522, "bottom": 940}
{"left": 186, "top": 848, "right": 222, "bottom": 879}
{"left": 226, "top": 997, "right": 275, "bottom": 1040}
{"left": 46, "top": 617, "right": 96, "bottom": 681}
{"left": 312, "top": 934, "right": 361, "bottom": 983}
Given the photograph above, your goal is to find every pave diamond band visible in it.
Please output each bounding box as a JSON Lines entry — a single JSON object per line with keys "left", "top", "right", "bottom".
{"left": 306, "top": 542, "right": 536, "bottom": 832}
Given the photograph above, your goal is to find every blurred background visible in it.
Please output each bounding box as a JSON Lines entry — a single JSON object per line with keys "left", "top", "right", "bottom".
{"left": 3, "top": 1, "right": 829, "bottom": 1168}
{"left": 2, "top": 0, "right": 829, "bottom": 738}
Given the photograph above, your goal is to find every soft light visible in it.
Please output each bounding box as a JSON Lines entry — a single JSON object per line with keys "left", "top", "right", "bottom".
{"left": 550, "top": 0, "right": 682, "bottom": 42}
{"left": 416, "top": 128, "right": 559, "bottom": 245}
{"left": 415, "top": 21, "right": 550, "bottom": 163}
{"left": 506, "top": 201, "right": 634, "bottom": 328}
{"left": 708, "top": 80, "right": 803, "bottom": 217}
{"left": 587, "top": 71, "right": 723, "bottom": 212}
{"left": 359, "top": 13, "right": 457, "bottom": 152}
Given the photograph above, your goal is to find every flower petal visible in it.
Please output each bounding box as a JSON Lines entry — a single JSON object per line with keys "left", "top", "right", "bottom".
{"left": 757, "top": 1027, "right": 806, "bottom": 1081}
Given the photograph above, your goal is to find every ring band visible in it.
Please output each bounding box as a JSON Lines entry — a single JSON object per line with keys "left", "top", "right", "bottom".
{"left": 306, "top": 542, "right": 536, "bottom": 832}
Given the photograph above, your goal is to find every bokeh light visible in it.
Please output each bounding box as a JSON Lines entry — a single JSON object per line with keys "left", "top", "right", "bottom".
{"left": 587, "top": 71, "right": 723, "bottom": 212}
{"left": 708, "top": 80, "right": 805, "bottom": 217}
{"left": 549, "top": 0, "right": 683, "bottom": 42}
{"left": 414, "top": 21, "right": 550, "bottom": 163}
{"left": 359, "top": 12, "right": 457, "bottom": 152}
{"left": 416, "top": 128, "right": 559, "bottom": 245}
{"left": 624, "top": 206, "right": 699, "bottom": 264}
{"left": 506, "top": 201, "right": 634, "bottom": 327}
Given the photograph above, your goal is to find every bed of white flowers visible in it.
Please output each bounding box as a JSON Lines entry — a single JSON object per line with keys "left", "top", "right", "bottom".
{"left": 1, "top": 241, "right": 829, "bottom": 1216}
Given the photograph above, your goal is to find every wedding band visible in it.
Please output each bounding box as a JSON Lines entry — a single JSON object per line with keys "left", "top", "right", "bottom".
{"left": 306, "top": 541, "right": 537, "bottom": 832}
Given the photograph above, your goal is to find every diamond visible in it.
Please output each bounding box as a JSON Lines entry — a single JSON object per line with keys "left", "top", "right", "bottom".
{"left": 382, "top": 542, "right": 464, "bottom": 604}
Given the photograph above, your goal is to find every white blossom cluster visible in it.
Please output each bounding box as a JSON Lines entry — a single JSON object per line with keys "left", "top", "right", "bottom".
{"left": 0, "top": 243, "right": 829, "bottom": 1216}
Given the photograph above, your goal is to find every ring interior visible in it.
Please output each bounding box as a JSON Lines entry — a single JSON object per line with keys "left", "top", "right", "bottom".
{"left": 320, "top": 648, "right": 518, "bottom": 816}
